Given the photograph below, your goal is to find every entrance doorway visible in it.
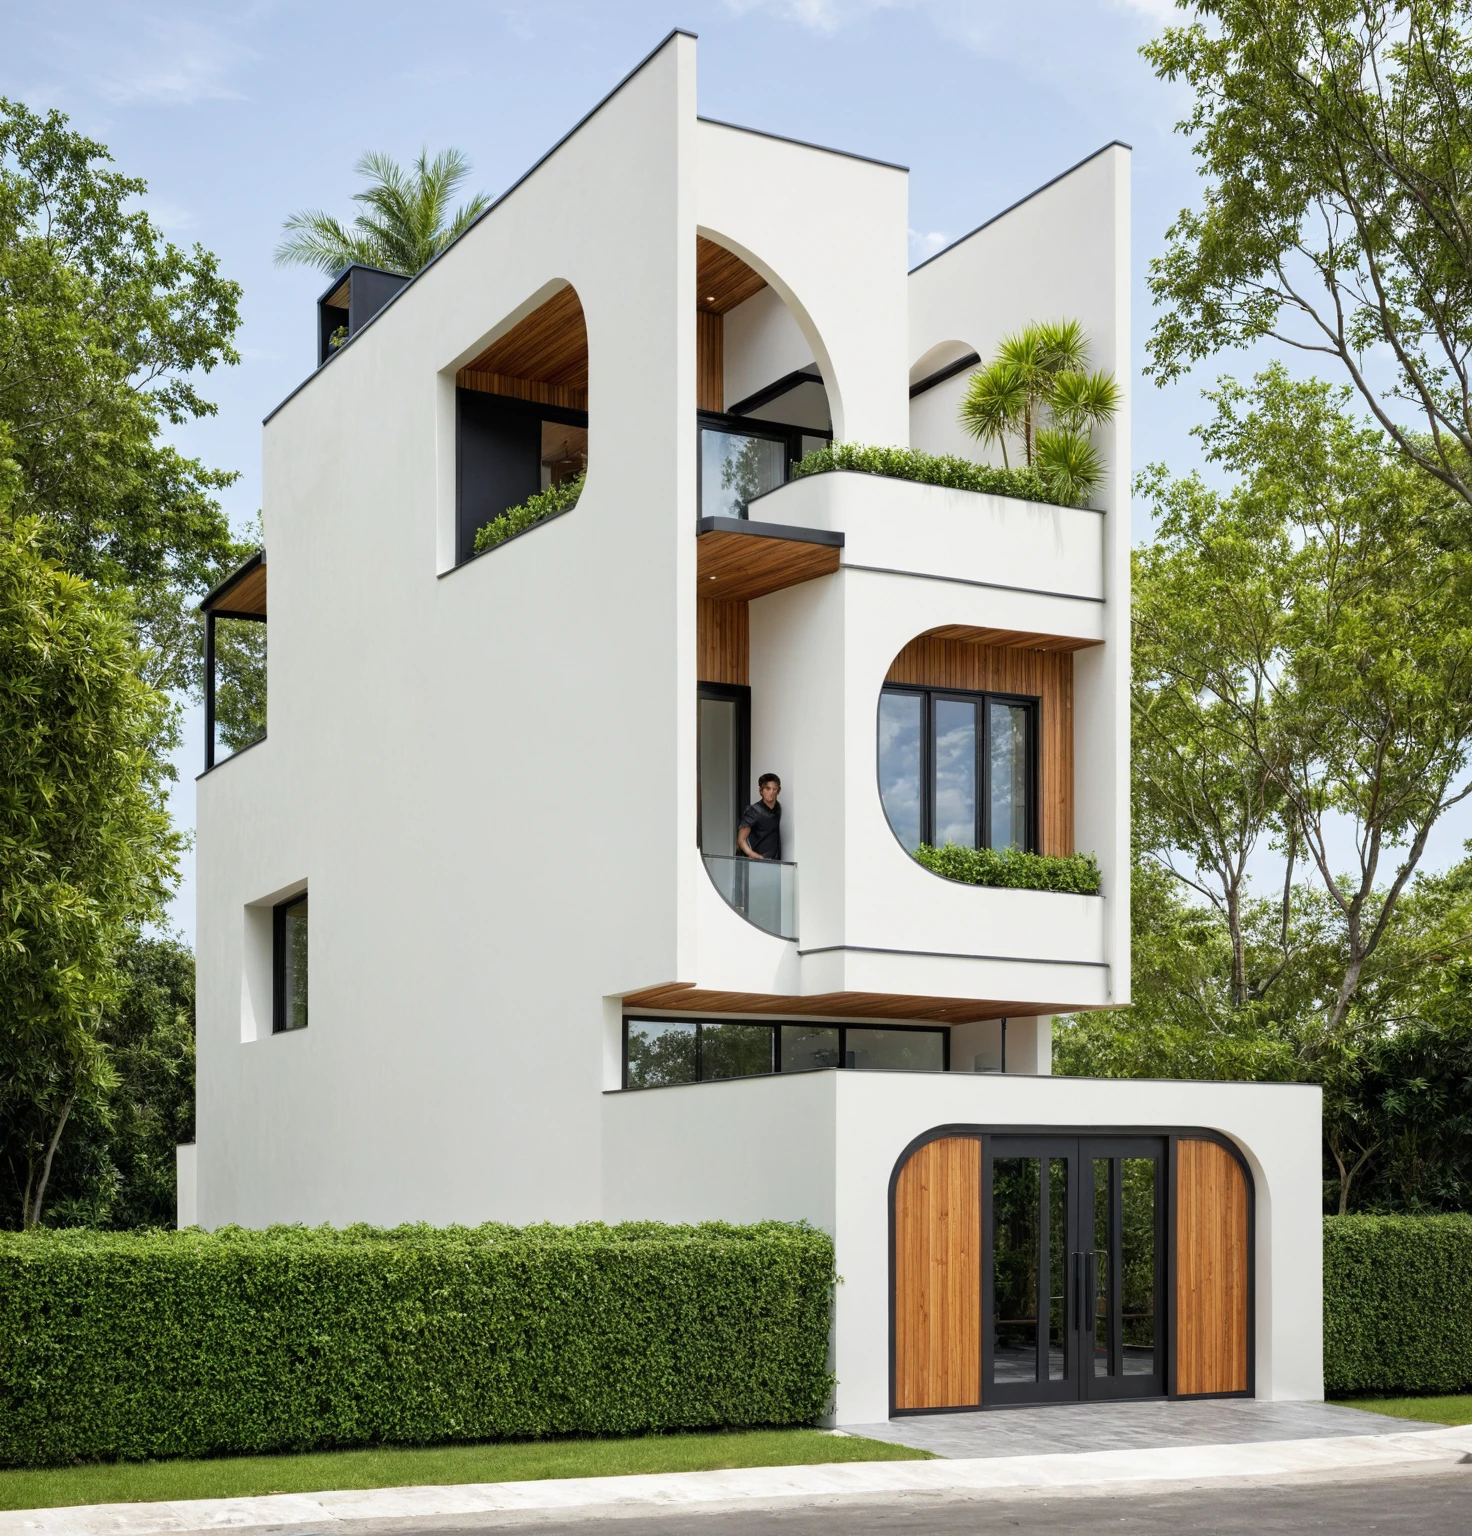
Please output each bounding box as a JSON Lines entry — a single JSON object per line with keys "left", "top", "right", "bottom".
{"left": 986, "top": 1136, "right": 1164, "bottom": 1404}
{"left": 891, "top": 1128, "right": 1251, "bottom": 1414}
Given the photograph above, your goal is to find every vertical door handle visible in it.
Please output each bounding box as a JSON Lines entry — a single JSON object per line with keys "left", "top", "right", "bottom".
{"left": 1073, "top": 1251, "right": 1083, "bottom": 1331}
{"left": 1085, "top": 1251, "right": 1097, "bottom": 1338}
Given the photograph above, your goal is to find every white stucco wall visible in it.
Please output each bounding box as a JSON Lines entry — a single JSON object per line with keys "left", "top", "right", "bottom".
{"left": 195, "top": 33, "right": 700, "bottom": 1227}
{"left": 603, "top": 1071, "right": 1324, "bottom": 1424}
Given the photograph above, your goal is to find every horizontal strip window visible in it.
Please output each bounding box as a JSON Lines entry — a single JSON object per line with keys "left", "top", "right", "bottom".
{"left": 622, "top": 1016, "right": 948, "bottom": 1090}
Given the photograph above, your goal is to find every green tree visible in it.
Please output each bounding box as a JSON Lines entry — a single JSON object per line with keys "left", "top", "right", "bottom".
{"left": 275, "top": 149, "right": 492, "bottom": 277}
{"left": 0, "top": 99, "right": 243, "bottom": 691}
{"left": 19, "top": 934, "right": 196, "bottom": 1230}
{"left": 1143, "top": 0, "right": 1472, "bottom": 509}
{"left": 0, "top": 520, "right": 181, "bottom": 1228}
{"left": 1134, "top": 367, "right": 1472, "bottom": 1040}
{"left": 959, "top": 319, "right": 1119, "bottom": 503}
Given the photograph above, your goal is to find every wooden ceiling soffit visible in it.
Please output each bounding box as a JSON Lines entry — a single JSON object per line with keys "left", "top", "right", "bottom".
{"left": 458, "top": 285, "right": 589, "bottom": 411}
{"left": 917, "top": 624, "right": 1102, "bottom": 654}
{"left": 697, "top": 525, "right": 841, "bottom": 602}
{"left": 201, "top": 553, "right": 266, "bottom": 618}
{"left": 698, "top": 237, "right": 768, "bottom": 314}
{"left": 623, "top": 983, "right": 1108, "bottom": 1025}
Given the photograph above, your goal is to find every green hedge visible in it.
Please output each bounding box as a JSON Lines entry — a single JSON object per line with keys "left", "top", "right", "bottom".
{"left": 474, "top": 473, "right": 584, "bottom": 554}
{"left": 1324, "top": 1215, "right": 1472, "bottom": 1395}
{"left": 0, "top": 1220, "right": 835, "bottom": 1468}
{"left": 791, "top": 443, "right": 1080, "bottom": 508}
{"left": 913, "top": 843, "right": 1102, "bottom": 895}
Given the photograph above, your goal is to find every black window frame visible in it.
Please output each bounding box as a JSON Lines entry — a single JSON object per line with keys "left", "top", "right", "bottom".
{"left": 620, "top": 1016, "right": 950, "bottom": 1090}
{"left": 272, "top": 891, "right": 309, "bottom": 1035}
{"left": 696, "top": 409, "right": 832, "bottom": 519}
{"left": 879, "top": 684, "right": 1040, "bottom": 854}
{"left": 696, "top": 681, "right": 751, "bottom": 852}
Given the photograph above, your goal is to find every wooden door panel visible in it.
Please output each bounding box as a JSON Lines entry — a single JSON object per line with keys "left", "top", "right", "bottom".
{"left": 1175, "top": 1138, "right": 1249, "bottom": 1395}
{"left": 894, "top": 1136, "right": 981, "bottom": 1410}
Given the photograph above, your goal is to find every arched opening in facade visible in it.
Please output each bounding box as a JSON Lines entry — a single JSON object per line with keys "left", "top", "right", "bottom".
{"left": 877, "top": 627, "right": 1092, "bottom": 866}
{"left": 453, "top": 283, "right": 588, "bottom": 565}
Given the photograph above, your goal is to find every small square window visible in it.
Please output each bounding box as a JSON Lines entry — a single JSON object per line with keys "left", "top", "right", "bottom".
{"left": 273, "top": 892, "right": 308, "bottom": 1033}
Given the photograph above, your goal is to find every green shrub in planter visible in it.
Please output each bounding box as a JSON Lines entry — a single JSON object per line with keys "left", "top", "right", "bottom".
{"left": 0, "top": 1220, "right": 835, "bottom": 1468}
{"left": 913, "top": 843, "right": 1102, "bottom": 895}
{"left": 474, "top": 473, "right": 584, "bottom": 553}
{"left": 1324, "top": 1215, "right": 1472, "bottom": 1395}
{"left": 791, "top": 443, "right": 1080, "bottom": 508}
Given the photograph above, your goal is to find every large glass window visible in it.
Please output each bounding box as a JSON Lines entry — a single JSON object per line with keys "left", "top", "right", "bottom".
{"left": 272, "top": 892, "right": 309, "bottom": 1033}
{"left": 622, "top": 1018, "right": 947, "bottom": 1088}
{"left": 696, "top": 412, "right": 832, "bottom": 521}
{"left": 878, "top": 686, "right": 1037, "bottom": 853}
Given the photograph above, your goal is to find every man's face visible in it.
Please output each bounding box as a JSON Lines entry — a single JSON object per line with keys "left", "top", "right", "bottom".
{"left": 760, "top": 780, "right": 780, "bottom": 808}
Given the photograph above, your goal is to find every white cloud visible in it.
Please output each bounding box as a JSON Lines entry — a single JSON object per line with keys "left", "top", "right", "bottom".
{"left": 141, "top": 197, "right": 195, "bottom": 231}
{"left": 91, "top": 16, "right": 258, "bottom": 106}
{"left": 908, "top": 227, "right": 950, "bottom": 258}
{"left": 721, "top": 0, "right": 915, "bottom": 32}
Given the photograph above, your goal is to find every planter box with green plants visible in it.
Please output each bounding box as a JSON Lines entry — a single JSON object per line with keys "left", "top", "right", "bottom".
{"left": 474, "top": 473, "right": 584, "bottom": 554}
{"left": 794, "top": 318, "right": 1118, "bottom": 511}
{"left": 912, "top": 843, "right": 1102, "bottom": 896}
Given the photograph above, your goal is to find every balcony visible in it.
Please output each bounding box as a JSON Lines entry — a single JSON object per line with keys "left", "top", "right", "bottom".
{"left": 702, "top": 853, "right": 797, "bottom": 940}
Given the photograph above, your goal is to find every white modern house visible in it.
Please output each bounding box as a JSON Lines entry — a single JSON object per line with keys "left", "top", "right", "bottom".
{"left": 192, "top": 31, "right": 1322, "bottom": 1426}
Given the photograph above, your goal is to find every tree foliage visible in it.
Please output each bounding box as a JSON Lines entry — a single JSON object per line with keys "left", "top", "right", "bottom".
{"left": 275, "top": 148, "right": 491, "bottom": 277}
{"left": 0, "top": 99, "right": 243, "bottom": 691}
{"left": 1144, "top": 0, "right": 1472, "bottom": 508}
{"left": 0, "top": 523, "right": 181, "bottom": 1228}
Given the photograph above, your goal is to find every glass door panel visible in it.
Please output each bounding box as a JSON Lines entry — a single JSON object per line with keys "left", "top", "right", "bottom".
{"left": 983, "top": 1135, "right": 1163, "bottom": 1407}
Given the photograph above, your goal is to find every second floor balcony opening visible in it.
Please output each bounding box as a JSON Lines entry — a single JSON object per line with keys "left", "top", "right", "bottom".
{"left": 455, "top": 283, "right": 589, "bottom": 566}
{"left": 694, "top": 235, "right": 831, "bottom": 521}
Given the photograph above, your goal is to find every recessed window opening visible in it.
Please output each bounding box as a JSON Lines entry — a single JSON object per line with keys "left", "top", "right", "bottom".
{"left": 697, "top": 682, "right": 751, "bottom": 856}
{"left": 200, "top": 552, "right": 267, "bottom": 772}
{"left": 622, "top": 1017, "right": 948, "bottom": 1089}
{"left": 272, "top": 892, "right": 309, "bottom": 1033}
{"left": 455, "top": 284, "right": 588, "bottom": 565}
{"left": 880, "top": 686, "right": 1038, "bottom": 854}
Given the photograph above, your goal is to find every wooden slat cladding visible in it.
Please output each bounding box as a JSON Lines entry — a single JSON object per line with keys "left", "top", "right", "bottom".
{"left": 697, "top": 529, "right": 841, "bottom": 603}
{"left": 894, "top": 1137, "right": 981, "bottom": 1410}
{"left": 698, "top": 599, "right": 748, "bottom": 685}
{"left": 620, "top": 983, "right": 1083, "bottom": 1024}
{"left": 458, "top": 285, "right": 588, "bottom": 392}
{"left": 697, "top": 236, "right": 768, "bottom": 313}
{"left": 886, "top": 636, "right": 1074, "bottom": 857}
{"left": 697, "top": 310, "right": 724, "bottom": 412}
{"left": 456, "top": 371, "right": 588, "bottom": 413}
{"left": 1176, "top": 1139, "right": 1250, "bottom": 1396}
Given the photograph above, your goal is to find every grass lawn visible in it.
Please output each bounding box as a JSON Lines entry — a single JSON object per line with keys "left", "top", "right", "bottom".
{"left": 0, "top": 1428, "right": 930, "bottom": 1512}
{"left": 1337, "top": 1394, "right": 1472, "bottom": 1426}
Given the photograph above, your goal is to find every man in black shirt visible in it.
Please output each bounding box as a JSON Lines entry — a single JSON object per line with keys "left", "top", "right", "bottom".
{"left": 737, "top": 773, "right": 782, "bottom": 860}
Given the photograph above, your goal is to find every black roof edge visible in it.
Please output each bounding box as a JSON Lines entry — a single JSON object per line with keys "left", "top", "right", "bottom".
{"left": 314, "top": 263, "right": 409, "bottom": 307}
{"left": 727, "top": 366, "right": 824, "bottom": 417}
{"left": 263, "top": 29, "right": 698, "bottom": 427}
{"left": 909, "top": 350, "right": 980, "bottom": 399}
{"left": 199, "top": 549, "right": 265, "bottom": 613}
{"left": 696, "top": 116, "right": 908, "bottom": 173}
{"left": 909, "top": 141, "right": 1132, "bottom": 275}
{"left": 697, "top": 515, "right": 844, "bottom": 547}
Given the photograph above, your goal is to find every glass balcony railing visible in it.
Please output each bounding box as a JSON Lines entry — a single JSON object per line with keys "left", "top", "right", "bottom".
{"left": 703, "top": 854, "right": 798, "bottom": 940}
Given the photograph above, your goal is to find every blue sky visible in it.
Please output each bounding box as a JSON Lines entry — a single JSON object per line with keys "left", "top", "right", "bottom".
{"left": 9, "top": 0, "right": 1467, "bottom": 939}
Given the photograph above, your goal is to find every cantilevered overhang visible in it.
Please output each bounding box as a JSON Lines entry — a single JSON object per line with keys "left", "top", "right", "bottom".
{"left": 199, "top": 550, "right": 266, "bottom": 619}
{"left": 696, "top": 517, "right": 842, "bottom": 602}
{"left": 622, "top": 983, "right": 1105, "bottom": 1026}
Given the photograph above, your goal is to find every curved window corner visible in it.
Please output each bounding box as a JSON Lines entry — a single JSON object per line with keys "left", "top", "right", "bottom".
{"left": 702, "top": 851, "right": 797, "bottom": 941}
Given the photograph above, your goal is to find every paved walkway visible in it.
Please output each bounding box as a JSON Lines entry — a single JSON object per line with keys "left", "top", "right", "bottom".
{"left": 5, "top": 1423, "right": 1471, "bottom": 1535}
{"left": 839, "top": 1397, "right": 1426, "bottom": 1458}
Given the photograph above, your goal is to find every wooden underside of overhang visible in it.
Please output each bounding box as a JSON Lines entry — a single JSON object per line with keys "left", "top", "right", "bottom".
{"left": 202, "top": 556, "right": 266, "bottom": 618}
{"left": 697, "top": 237, "right": 767, "bottom": 314}
{"left": 622, "top": 983, "right": 1102, "bottom": 1025}
{"left": 698, "top": 528, "right": 840, "bottom": 602}
{"left": 458, "top": 285, "right": 589, "bottom": 411}
{"left": 918, "top": 623, "right": 1101, "bottom": 653}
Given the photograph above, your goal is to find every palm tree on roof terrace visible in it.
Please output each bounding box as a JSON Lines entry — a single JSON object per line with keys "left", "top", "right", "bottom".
{"left": 274, "top": 148, "right": 491, "bottom": 277}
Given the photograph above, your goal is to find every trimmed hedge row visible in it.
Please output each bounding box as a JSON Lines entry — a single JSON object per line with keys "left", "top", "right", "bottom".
{"left": 1324, "top": 1214, "right": 1472, "bottom": 1396}
{"left": 0, "top": 1220, "right": 835, "bottom": 1468}
{"left": 791, "top": 443, "right": 1080, "bottom": 507}
{"left": 913, "top": 842, "right": 1102, "bottom": 895}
